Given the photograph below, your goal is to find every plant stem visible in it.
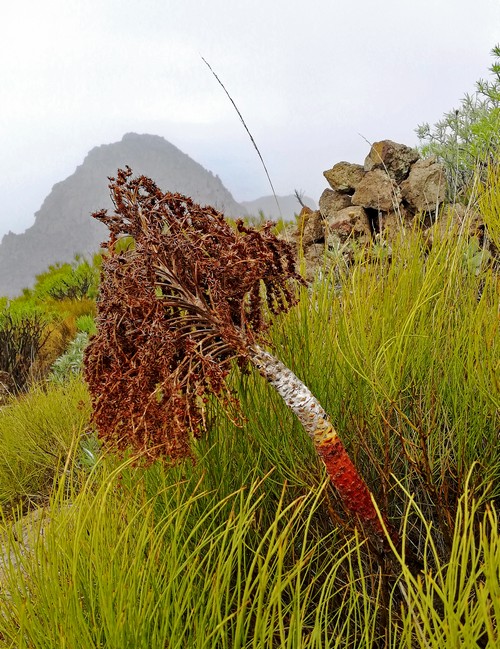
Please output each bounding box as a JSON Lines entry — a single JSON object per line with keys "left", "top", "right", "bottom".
{"left": 250, "top": 343, "right": 398, "bottom": 548}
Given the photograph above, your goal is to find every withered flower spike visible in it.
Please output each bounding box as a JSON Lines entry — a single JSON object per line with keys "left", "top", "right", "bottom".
{"left": 85, "top": 169, "right": 300, "bottom": 461}
{"left": 84, "top": 168, "right": 396, "bottom": 550}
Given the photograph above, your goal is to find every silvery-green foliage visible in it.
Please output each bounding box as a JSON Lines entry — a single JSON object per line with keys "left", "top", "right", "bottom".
{"left": 416, "top": 45, "right": 500, "bottom": 196}
{"left": 49, "top": 332, "right": 89, "bottom": 384}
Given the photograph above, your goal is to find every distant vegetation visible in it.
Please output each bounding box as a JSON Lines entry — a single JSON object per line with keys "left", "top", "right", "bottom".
{"left": 0, "top": 256, "right": 98, "bottom": 393}
{"left": 0, "top": 53, "right": 499, "bottom": 648}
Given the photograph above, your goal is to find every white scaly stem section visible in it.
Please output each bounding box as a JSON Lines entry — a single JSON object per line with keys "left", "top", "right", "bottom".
{"left": 249, "top": 344, "right": 338, "bottom": 447}
{"left": 250, "top": 342, "right": 397, "bottom": 549}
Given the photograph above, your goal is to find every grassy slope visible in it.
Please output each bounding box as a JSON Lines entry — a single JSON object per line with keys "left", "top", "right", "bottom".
{"left": 0, "top": 202, "right": 498, "bottom": 647}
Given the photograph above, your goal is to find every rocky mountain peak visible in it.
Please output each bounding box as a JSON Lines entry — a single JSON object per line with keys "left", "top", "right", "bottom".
{"left": 0, "top": 133, "right": 246, "bottom": 297}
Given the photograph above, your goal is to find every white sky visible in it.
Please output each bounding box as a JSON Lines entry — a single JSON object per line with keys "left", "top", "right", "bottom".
{"left": 1, "top": 0, "right": 499, "bottom": 239}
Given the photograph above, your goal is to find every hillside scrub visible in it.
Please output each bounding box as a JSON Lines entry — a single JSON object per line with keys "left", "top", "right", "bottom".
{"left": 0, "top": 257, "right": 99, "bottom": 395}
{"left": 0, "top": 163, "right": 498, "bottom": 646}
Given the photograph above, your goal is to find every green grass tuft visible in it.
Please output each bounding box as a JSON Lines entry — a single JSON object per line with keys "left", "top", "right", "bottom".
{"left": 0, "top": 379, "right": 91, "bottom": 512}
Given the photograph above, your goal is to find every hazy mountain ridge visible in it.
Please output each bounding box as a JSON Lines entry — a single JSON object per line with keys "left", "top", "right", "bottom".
{"left": 0, "top": 133, "right": 247, "bottom": 298}
{"left": 0, "top": 133, "right": 315, "bottom": 298}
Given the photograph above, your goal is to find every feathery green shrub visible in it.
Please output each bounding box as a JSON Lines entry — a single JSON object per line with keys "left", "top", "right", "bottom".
{"left": 416, "top": 44, "right": 500, "bottom": 196}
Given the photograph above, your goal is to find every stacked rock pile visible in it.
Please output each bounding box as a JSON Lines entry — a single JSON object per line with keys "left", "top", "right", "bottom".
{"left": 295, "top": 139, "right": 485, "bottom": 271}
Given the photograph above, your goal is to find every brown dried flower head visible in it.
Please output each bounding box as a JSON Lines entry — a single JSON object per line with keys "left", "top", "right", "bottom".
{"left": 84, "top": 168, "right": 304, "bottom": 462}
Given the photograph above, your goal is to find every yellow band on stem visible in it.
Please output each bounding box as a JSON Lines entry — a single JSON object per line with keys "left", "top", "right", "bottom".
{"left": 313, "top": 424, "right": 339, "bottom": 446}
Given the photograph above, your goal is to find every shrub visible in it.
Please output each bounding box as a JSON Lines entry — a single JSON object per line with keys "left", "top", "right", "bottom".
{"left": 49, "top": 332, "right": 89, "bottom": 385}
{"left": 0, "top": 305, "right": 50, "bottom": 392}
{"left": 75, "top": 314, "right": 97, "bottom": 335}
{"left": 29, "top": 256, "right": 100, "bottom": 302}
{"left": 416, "top": 44, "right": 500, "bottom": 196}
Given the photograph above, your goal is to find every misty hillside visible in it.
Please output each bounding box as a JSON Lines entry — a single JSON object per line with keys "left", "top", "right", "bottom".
{"left": 241, "top": 194, "right": 317, "bottom": 221}
{"left": 0, "top": 133, "right": 247, "bottom": 298}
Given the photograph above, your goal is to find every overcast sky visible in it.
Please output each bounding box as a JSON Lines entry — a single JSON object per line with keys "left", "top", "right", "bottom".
{"left": 1, "top": 0, "right": 499, "bottom": 239}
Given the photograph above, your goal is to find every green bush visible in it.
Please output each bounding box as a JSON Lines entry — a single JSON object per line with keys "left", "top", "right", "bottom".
{"left": 416, "top": 44, "right": 500, "bottom": 196}
{"left": 75, "top": 314, "right": 97, "bottom": 335}
{"left": 27, "top": 256, "right": 100, "bottom": 302}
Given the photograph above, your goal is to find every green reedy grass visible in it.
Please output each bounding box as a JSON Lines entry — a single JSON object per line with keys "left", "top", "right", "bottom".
{"left": 0, "top": 460, "right": 498, "bottom": 648}
{"left": 0, "top": 188, "right": 498, "bottom": 646}
{"left": 0, "top": 379, "right": 91, "bottom": 512}
{"left": 270, "top": 215, "right": 499, "bottom": 553}
{"left": 0, "top": 463, "right": 377, "bottom": 648}
{"left": 387, "top": 476, "right": 500, "bottom": 648}
{"left": 478, "top": 164, "right": 500, "bottom": 251}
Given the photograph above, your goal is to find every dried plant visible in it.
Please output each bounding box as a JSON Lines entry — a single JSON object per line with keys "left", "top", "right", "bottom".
{"left": 85, "top": 168, "right": 396, "bottom": 547}
{"left": 84, "top": 168, "right": 300, "bottom": 462}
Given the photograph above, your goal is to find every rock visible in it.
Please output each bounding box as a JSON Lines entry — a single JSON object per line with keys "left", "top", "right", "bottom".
{"left": 298, "top": 205, "right": 313, "bottom": 218}
{"left": 377, "top": 206, "right": 412, "bottom": 241}
{"left": 323, "top": 162, "right": 365, "bottom": 194}
{"left": 300, "top": 243, "right": 330, "bottom": 281}
{"left": 425, "top": 203, "right": 484, "bottom": 246}
{"left": 304, "top": 243, "right": 327, "bottom": 266}
{"left": 318, "top": 189, "right": 352, "bottom": 219}
{"left": 400, "top": 158, "right": 447, "bottom": 212}
{"left": 364, "top": 140, "right": 420, "bottom": 182}
{"left": 325, "top": 206, "right": 372, "bottom": 246}
{"left": 294, "top": 138, "right": 497, "bottom": 278}
{"left": 351, "top": 169, "right": 401, "bottom": 212}
{"left": 297, "top": 209, "right": 324, "bottom": 247}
